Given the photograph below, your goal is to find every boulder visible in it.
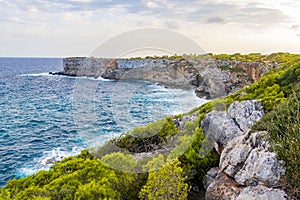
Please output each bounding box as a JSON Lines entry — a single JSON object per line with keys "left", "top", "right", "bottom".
{"left": 228, "top": 100, "right": 264, "bottom": 132}
{"left": 234, "top": 148, "right": 285, "bottom": 187}
{"left": 219, "top": 134, "right": 252, "bottom": 177}
{"left": 206, "top": 174, "right": 288, "bottom": 200}
{"left": 203, "top": 100, "right": 288, "bottom": 199}
{"left": 219, "top": 130, "right": 285, "bottom": 187}
{"left": 201, "top": 100, "right": 265, "bottom": 154}
{"left": 201, "top": 110, "right": 244, "bottom": 153}
{"left": 205, "top": 172, "right": 240, "bottom": 200}
{"left": 236, "top": 186, "right": 287, "bottom": 200}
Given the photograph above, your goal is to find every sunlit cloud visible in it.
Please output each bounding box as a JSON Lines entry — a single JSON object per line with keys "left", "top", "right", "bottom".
{"left": 0, "top": 0, "right": 299, "bottom": 56}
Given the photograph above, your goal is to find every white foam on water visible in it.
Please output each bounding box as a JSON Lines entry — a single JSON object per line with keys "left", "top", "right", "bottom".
{"left": 148, "top": 85, "right": 209, "bottom": 115}
{"left": 96, "top": 76, "right": 113, "bottom": 82}
{"left": 20, "top": 73, "right": 113, "bottom": 82}
{"left": 20, "top": 72, "right": 52, "bottom": 77}
{"left": 16, "top": 147, "right": 83, "bottom": 177}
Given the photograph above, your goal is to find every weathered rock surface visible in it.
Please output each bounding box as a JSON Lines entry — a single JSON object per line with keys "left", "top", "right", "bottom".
{"left": 236, "top": 186, "right": 287, "bottom": 200}
{"left": 53, "top": 57, "right": 277, "bottom": 99}
{"left": 204, "top": 167, "right": 219, "bottom": 190}
{"left": 201, "top": 110, "right": 243, "bottom": 153}
{"left": 205, "top": 172, "right": 240, "bottom": 200}
{"left": 202, "top": 100, "right": 287, "bottom": 200}
{"left": 173, "top": 113, "right": 199, "bottom": 130}
{"left": 228, "top": 100, "right": 264, "bottom": 132}
{"left": 234, "top": 147, "right": 285, "bottom": 187}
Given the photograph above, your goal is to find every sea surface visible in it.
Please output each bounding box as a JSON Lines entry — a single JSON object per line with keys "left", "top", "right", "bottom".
{"left": 0, "top": 58, "right": 205, "bottom": 187}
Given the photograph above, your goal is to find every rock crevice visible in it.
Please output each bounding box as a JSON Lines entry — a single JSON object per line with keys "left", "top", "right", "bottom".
{"left": 202, "top": 100, "right": 287, "bottom": 200}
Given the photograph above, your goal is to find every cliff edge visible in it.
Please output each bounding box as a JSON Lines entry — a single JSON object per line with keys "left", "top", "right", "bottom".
{"left": 51, "top": 57, "right": 277, "bottom": 99}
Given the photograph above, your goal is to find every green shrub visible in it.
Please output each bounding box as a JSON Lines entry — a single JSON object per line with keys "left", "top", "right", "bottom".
{"left": 0, "top": 151, "right": 140, "bottom": 200}
{"left": 114, "top": 116, "right": 178, "bottom": 153}
{"left": 252, "top": 92, "right": 300, "bottom": 198}
{"left": 139, "top": 158, "right": 190, "bottom": 200}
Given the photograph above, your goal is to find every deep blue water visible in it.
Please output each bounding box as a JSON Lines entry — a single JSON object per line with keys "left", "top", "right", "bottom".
{"left": 0, "top": 58, "right": 205, "bottom": 187}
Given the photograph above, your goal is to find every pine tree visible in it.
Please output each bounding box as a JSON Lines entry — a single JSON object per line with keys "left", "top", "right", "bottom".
{"left": 139, "top": 158, "right": 190, "bottom": 200}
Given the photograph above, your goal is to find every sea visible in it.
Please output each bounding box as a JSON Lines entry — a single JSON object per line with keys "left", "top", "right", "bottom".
{"left": 0, "top": 57, "right": 206, "bottom": 187}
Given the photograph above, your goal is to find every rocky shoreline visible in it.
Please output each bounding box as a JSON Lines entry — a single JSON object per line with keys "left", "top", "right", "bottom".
{"left": 50, "top": 57, "right": 277, "bottom": 99}
{"left": 50, "top": 57, "right": 288, "bottom": 199}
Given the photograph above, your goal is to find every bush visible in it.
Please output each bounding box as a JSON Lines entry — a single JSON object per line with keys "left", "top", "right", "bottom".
{"left": 139, "top": 158, "right": 190, "bottom": 200}
{"left": 252, "top": 92, "right": 300, "bottom": 198}
{"left": 0, "top": 151, "right": 140, "bottom": 200}
{"left": 114, "top": 116, "right": 178, "bottom": 153}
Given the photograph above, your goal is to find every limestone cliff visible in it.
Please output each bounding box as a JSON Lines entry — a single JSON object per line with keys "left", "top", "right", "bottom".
{"left": 202, "top": 100, "right": 288, "bottom": 200}
{"left": 51, "top": 57, "right": 277, "bottom": 99}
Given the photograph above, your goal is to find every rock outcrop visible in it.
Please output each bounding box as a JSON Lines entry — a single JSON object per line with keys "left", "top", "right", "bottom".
{"left": 52, "top": 57, "right": 277, "bottom": 99}
{"left": 202, "top": 100, "right": 287, "bottom": 200}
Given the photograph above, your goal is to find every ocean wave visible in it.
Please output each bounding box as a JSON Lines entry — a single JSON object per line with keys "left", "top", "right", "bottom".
{"left": 19, "top": 73, "right": 113, "bottom": 82}
{"left": 96, "top": 76, "right": 113, "bottom": 82}
{"left": 16, "top": 147, "right": 83, "bottom": 177}
{"left": 20, "top": 72, "right": 52, "bottom": 77}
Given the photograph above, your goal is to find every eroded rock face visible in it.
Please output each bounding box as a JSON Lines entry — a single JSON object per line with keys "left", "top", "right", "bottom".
{"left": 201, "top": 111, "right": 243, "bottom": 153}
{"left": 234, "top": 148, "right": 285, "bottom": 187}
{"left": 204, "top": 167, "right": 219, "bottom": 190}
{"left": 236, "top": 186, "right": 287, "bottom": 200}
{"left": 228, "top": 100, "right": 264, "bottom": 132}
{"left": 205, "top": 172, "right": 240, "bottom": 200}
{"left": 220, "top": 134, "right": 252, "bottom": 177}
{"left": 56, "top": 57, "right": 275, "bottom": 99}
{"left": 203, "top": 100, "right": 287, "bottom": 200}
{"left": 206, "top": 175, "right": 288, "bottom": 200}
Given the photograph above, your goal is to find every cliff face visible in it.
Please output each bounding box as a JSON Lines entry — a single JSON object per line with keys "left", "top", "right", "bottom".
{"left": 60, "top": 57, "right": 117, "bottom": 77}
{"left": 55, "top": 57, "right": 277, "bottom": 99}
{"left": 202, "top": 100, "right": 287, "bottom": 200}
{"left": 234, "top": 61, "right": 268, "bottom": 81}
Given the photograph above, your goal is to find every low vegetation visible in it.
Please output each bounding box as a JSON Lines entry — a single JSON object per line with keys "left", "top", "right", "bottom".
{"left": 252, "top": 90, "right": 300, "bottom": 198}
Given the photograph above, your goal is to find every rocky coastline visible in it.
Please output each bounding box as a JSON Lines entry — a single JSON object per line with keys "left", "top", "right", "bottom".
{"left": 51, "top": 57, "right": 277, "bottom": 99}
{"left": 50, "top": 56, "right": 288, "bottom": 199}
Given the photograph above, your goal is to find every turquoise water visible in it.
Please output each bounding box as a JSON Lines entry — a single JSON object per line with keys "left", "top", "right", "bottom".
{"left": 0, "top": 58, "right": 205, "bottom": 187}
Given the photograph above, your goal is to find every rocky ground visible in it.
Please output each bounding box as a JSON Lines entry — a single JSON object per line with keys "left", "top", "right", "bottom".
{"left": 202, "top": 100, "right": 288, "bottom": 200}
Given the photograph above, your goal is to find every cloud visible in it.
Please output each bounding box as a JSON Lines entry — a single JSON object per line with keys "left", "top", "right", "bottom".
{"left": 0, "top": 0, "right": 138, "bottom": 13}
{"left": 206, "top": 16, "right": 226, "bottom": 24}
{"left": 0, "top": 0, "right": 290, "bottom": 27}
{"left": 163, "top": 20, "right": 180, "bottom": 29}
{"left": 145, "top": 1, "right": 158, "bottom": 9}
{"left": 0, "top": 0, "right": 299, "bottom": 57}
{"left": 236, "top": 6, "right": 289, "bottom": 26}
{"left": 291, "top": 25, "right": 300, "bottom": 31}
{"left": 182, "top": 1, "right": 289, "bottom": 27}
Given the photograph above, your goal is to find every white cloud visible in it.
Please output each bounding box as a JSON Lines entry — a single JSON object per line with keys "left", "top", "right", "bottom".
{"left": 0, "top": 0, "right": 300, "bottom": 57}
{"left": 145, "top": 1, "right": 157, "bottom": 9}
{"left": 27, "top": 5, "right": 39, "bottom": 13}
{"left": 291, "top": 25, "right": 300, "bottom": 31}
{"left": 8, "top": 16, "right": 22, "bottom": 24}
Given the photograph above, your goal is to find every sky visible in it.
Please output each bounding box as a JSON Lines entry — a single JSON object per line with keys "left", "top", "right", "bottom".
{"left": 1, "top": 0, "right": 300, "bottom": 57}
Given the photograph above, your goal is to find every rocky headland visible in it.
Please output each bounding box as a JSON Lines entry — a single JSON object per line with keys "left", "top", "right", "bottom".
{"left": 49, "top": 56, "right": 289, "bottom": 199}
{"left": 51, "top": 57, "right": 277, "bottom": 99}
{"left": 3, "top": 53, "right": 299, "bottom": 199}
